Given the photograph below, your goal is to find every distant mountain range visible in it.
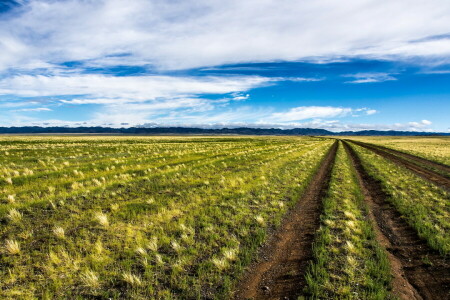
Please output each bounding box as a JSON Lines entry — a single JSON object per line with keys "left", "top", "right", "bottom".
{"left": 0, "top": 126, "right": 448, "bottom": 136}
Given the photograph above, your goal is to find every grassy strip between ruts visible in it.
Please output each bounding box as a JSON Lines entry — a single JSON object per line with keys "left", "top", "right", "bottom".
{"left": 305, "top": 142, "right": 393, "bottom": 299}
{"left": 350, "top": 143, "right": 450, "bottom": 255}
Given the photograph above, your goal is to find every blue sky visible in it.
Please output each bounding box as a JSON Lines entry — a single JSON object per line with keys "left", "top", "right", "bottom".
{"left": 1, "top": 0, "right": 450, "bottom": 131}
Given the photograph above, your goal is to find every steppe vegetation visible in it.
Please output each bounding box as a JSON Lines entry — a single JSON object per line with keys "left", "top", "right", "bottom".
{"left": 0, "top": 135, "right": 448, "bottom": 299}
{"left": 0, "top": 136, "right": 332, "bottom": 299}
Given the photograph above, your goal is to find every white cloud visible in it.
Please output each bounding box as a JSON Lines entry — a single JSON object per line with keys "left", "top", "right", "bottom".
{"left": 408, "top": 119, "right": 433, "bottom": 128}
{"left": 0, "top": 74, "right": 273, "bottom": 102}
{"left": 13, "top": 107, "right": 52, "bottom": 112}
{"left": 344, "top": 72, "right": 397, "bottom": 83}
{"left": 365, "top": 109, "right": 378, "bottom": 115}
{"left": 1, "top": 0, "right": 450, "bottom": 72}
{"left": 267, "top": 106, "right": 353, "bottom": 122}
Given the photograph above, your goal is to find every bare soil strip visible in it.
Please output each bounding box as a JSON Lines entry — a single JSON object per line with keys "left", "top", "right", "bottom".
{"left": 234, "top": 142, "right": 338, "bottom": 300}
{"left": 344, "top": 141, "right": 450, "bottom": 300}
{"left": 348, "top": 140, "right": 450, "bottom": 191}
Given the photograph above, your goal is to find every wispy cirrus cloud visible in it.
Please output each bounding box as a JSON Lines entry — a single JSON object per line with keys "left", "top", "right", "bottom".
{"left": 12, "top": 107, "right": 52, "bottom": 112}
{"left": 267, "top": 106, "right": 353, "bottom": 122}
{"left": 344, "top": 72, "right": 397, "bottom": 83}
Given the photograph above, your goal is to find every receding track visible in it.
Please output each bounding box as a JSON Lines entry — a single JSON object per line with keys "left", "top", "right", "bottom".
{"left": 344, "top": 141, "right": 450, "bottom": 300}
{"left": 359, "top": 142, "right": 450, "bottom": 176}
{"left": 234, "top": 141, "right": 338, "bottom": 300}
{"left": 348, "top": 140, "right": 450, "bottom": 191}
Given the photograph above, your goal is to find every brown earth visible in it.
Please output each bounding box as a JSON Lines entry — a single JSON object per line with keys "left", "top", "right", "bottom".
{"left": 344, "top": 141, "right": 450, "bottom": 300}
{"left": 233, "top": 141, "right": 338, "bottom": 300}
{"left": 348, "top": 140, "right": 450, "bottom": 191}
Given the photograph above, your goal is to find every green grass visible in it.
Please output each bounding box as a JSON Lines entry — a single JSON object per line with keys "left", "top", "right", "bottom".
{"left": 0, "top": 136, "right": 333, "bottom": 299}
{"left": 350, "top": 143, "right": 450, "bottom": 255}
{"left": 305, "top": 142, "right": 393, "bottom": 299}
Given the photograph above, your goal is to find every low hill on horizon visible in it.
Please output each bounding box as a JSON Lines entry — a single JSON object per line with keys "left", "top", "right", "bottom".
{"left": 0, "top": 126, "right": 448, "bottom": 136}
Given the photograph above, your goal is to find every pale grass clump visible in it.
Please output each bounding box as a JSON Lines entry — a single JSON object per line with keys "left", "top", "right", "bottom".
{"left": 7, "top": 194, "right": 15, "bottom": 203}
{"left": 171, "top": 240, "right": 181, "bottom": 252}
{"left": 255, "top": 215, "right": 265, "bottom": 226}
{"left": 154, "top": 253, "right": 163, "bottom": 265}
{"left": 122, "top": 272, "right": 142, "bottom": 286}
{"left": 135, "top": 247, "right": 147, "bottom": 256}
{"left": 110, "top": 203, "right": 119, "bottom": 211}
{"left": 5, "top": 177, "right": 13, "bottom": 185}
{"left": 147, "top": 237, "right": 158, "bottom": 252}
{"left": 344, "top": 211, "right": 357, "bottom": 221}
{"left": 5, "top": 239, "right": 20, "bottom": 255}
{"left": 23, "top": 168, "right": 33, "bottom": 176}
{"left": 346, "top": 220, "right": 356, "bottom": 230}
{"left": 92, "top": 178, "right": 102, "bottom": 186}
{"left": 95, "top": 212, "right": 109, "bottom": 227}
{"left": 346, "top": 241, "right": 356, "bottom": 254}
{"left": 80, "top": 269, "right": 100, "bottom": 289}
{"left": 212, "top": 257, "right": 228, "bottom": 270}
{"left": 53, "top": 226, "right": 65, "bottom": 239}
{"left": 346, "top": 255, "right": 358, "bottom": 267}
{"left": 223, "top": 248, "right": 238, "bottom": 261}
{"left": 7, "top": 208, "right": 22, "bottom": 223}
{"left": 71, "top": 182, "right": 81, "bottom": 190}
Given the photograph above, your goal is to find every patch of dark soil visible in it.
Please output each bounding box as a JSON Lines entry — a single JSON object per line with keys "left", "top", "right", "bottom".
{"left": 344, "top": 141, "right": 450, "bottom": 300}
{"left": 233, "top": 141, "right": 338, "bottom": 300}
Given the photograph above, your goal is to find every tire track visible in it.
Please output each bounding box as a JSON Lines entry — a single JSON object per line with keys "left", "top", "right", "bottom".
{"left": 348, "top": 140, "right": 450, "bottom": 191}
{"left": 344, "top": 141, "right": 450, "bottom": 300}
{"left": 356, "top": 142, "right": 450, "bottom": 176}
{"left": 234, "top": 141, "right": 338, "bottom": 300}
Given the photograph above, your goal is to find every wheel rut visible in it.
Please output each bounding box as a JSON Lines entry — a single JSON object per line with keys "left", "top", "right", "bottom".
{"left": 348, "top": 140, "right": 450, "bottom": 191}
{"left": 343, "top": 141, "right": 450, "bottom": 300}
{"left": 359, "top": 142, "right": 450, "bottom": 176}
{"left": 234, "top": 141, "right": 338, "bottom": 300}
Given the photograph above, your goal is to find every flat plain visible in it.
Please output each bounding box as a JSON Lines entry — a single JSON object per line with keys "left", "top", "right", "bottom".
{"left": 0, "top": 135, "right": 448, "bottom": 299}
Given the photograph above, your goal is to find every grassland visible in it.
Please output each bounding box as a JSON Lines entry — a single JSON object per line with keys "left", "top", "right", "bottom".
{"left": 1, "top": 135, "right": 449, "bottom": 299}
{"left": 0, "top": 136, "right": 332, "bottom": 299}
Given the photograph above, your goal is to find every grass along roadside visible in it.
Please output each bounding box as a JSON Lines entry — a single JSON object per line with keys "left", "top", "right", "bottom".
{"left": 305, "top": 142, "right": 392, "bottom": 299}
{"left": 349, "top": 143, "right": 450, "bottom": 255}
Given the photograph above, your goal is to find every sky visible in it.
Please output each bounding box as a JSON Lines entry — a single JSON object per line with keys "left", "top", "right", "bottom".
{"left": 1, "top": 0, "right": 450, "bottom": 132}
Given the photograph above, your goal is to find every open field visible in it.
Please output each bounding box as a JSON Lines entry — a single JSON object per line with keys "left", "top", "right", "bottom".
{"left": 0, "top": 136, "right": 449, "bottom": 299}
